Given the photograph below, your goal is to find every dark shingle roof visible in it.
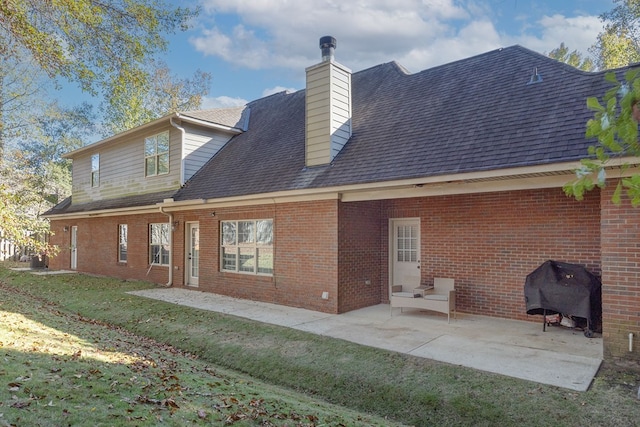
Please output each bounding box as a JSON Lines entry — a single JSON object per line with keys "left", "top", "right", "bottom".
{"left": 181, "top": 107, "right": 250, "bottom": 131}
{"left": 45, "top": 190, "right": 176, "bottom": 215}
{"left": 175, "top": 45, "right": 617, "bottom": 201}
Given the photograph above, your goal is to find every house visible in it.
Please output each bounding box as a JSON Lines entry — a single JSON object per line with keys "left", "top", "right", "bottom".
{"left": 44, "top": 38, "right": 640, "bottom": 364}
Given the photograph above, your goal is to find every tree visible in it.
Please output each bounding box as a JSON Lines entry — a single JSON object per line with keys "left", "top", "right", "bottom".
{"left": 563, "top": 70, "right": 640, "bottom": 205}
{"left": 0, "top": 101, "right": 95, "bottom": 258}
{"left": 590, "top": 0, "right": 640, "bottom": 69}
{"left": 0, "top": 0, "right": 202, "bottom": 257}
{"left": 564, "top": 1, "right": 640, "bottom": 206}
{"left": 0, "top": 0, "right": 200, "bottom": 143}
{"left": 103, "top": 61, "right": 212, "bottom": 136}
{"left": 592, "top": 29, "right": 640, "bottom": 70}
{"left": 548, "top": 43, "right": 595, "bottom": 71}
{"left": 0, "top": 1, "right": 196, "bottom": 95}
{"left": 0, "top": 53, "right": 48, "bottom": 160}
{"left": 18, "top": 102, "right": 95, "bottom": 203}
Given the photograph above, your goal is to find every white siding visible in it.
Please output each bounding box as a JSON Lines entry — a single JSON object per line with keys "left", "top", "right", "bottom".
{"left": 71, "top": 123, "right": 181, "bottom": 204}
{"left": 305, "top": 61, "right": 352, "bottom": 167}
{"left": 70, "top": 121, "right": 236, "bottom": 205}
{"left": 183, "top": 124, "right": 233, "bottom": 182}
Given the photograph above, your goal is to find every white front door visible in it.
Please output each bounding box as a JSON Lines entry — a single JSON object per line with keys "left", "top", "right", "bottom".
{"left": 186, "top": 222, "right": 199, "bottom": 286}
{"left": 70, "top": 226, "right": 78, "bottom": 270}
{"left": 390, "top": 218, "right": 421, "bottom": 291}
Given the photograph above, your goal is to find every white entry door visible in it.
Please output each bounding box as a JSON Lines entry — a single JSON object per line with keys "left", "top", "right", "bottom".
{"left": 186, "top": 222, "right": 199, "bottom": 286}
{"left": 70, "top": 226, "right": 78, "bottom": 270}
{"left": 391, "top": 218, "right": 421, "bottom": 291}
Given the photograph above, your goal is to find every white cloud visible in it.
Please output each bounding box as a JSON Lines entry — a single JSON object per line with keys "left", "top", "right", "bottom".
{"left": 193, "top": 0, "right": 474, "bottom": 73}
{"left": 262, "top": 86, "right": 298, "bottom": 97}
{"left": 194, "top": 1, "right": 605, "bottom": 75}
{"left": 396, "top": 19, "right": 503, "bottom": 72}
{"left": 526, "top": 14, "right": 603, "bottom": 56}
{"left": 201, "top": 95, "right": 248, "bottom": 109}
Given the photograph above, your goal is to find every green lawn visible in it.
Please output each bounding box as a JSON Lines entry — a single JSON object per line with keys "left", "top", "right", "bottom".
{"left": 1, "top": 263, "right": 639, "bottom": 426}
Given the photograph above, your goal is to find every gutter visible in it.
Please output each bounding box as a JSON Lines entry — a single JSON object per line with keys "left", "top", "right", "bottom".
{"left": 159, "top": 206, "right": 173, "bottom": 287}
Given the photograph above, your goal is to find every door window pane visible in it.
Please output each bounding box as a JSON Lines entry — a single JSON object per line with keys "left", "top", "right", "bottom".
{"left": 397, "top": 225, "right": 417, "bottom": 263}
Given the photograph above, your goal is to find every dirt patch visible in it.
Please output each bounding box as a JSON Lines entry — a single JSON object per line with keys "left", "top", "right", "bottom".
{"left": 596, "top": 361, "right": 640, "bottom": 393}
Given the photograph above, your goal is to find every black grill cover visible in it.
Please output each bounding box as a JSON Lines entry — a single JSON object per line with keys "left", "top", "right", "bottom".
{"left": 524, "top": 260, "right": 602, "bottom": 331}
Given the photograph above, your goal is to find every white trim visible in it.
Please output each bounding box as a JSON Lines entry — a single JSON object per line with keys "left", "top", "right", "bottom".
{"left": 44, "top": 159, "right": 640, "bottom": 221}
{"left": 64, "top": 112, "right": 243, "bottom": 159}
{"left": 389, "top": 218, "right": 421, "bottom": 292}
{"left": 185, "top": 221, "right": 200, "bottom": 287}
{"left": 118, "top": 224, "right": 128, "bottom": 263}
{"left": 70, "top": 226, "right": 78, "bottom": 270}
{"left": 177, "top": 113, "right": 244, "bottom": 134}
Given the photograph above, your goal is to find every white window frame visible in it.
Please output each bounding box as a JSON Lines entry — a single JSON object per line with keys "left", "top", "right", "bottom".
{"left": 91, "top": 153, "right": 100, "bottom": 187}
{"left": 149, "top": 223, "right": 170, "bottom": 266}
{"left": 221, "top": 219, "right": 273, "bottom": 275}
{"left": 118, "top": 224, "right": 128, "bottom": 263}
{"left": 144, "top": 131, "right": 170, "bottom": 177}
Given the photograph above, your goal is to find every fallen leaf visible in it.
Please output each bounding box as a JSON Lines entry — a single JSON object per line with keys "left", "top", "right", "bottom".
{"left": 162, "top": 398, "right": 179, "bottom": 409}
{"left": 10, "top": 400, "right": 31, "bottom": 409}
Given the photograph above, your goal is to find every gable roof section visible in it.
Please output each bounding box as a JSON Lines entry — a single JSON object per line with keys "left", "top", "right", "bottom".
{"left": 180, "top": 107, "right": 250, "bottom": 131}
{"left": 175, "top": 45, "right": 613, "bottom": 202}
{"left": 63, "top": 106, "right": 249, "bottom": 159}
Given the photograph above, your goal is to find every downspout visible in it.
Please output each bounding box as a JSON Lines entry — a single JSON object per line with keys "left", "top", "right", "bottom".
{"left": 170, "top": 116, "right": 186, "bottom": 186}
{"left": 159, "top": 206, "right": 173, "bottom": 287}
{"left": 158, "top": 115, "right": 183, "bottom": 287}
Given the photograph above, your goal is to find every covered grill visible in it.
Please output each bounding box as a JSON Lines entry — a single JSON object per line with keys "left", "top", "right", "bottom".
{"left": 524, "top": 260, "right": 602, "bottom": 337}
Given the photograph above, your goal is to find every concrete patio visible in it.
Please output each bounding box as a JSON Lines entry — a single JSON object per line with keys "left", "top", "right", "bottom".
{"left": 129, "top": 287, "right": 603, "bottom": 392}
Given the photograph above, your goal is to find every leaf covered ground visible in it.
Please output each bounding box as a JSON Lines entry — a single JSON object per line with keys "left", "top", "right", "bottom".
{"left": 2, "top": 265, "right": 640, "bottom": 426}
{"left": 0, "top": 274, "right": 402, "bottom": 426}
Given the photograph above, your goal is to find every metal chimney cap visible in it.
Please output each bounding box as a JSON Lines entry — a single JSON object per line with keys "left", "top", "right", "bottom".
{"left": 320, "top": 36, "right": 337, "bottom": 62}
{"left": 319, "top": 36, "right": 337, "bottom": 49}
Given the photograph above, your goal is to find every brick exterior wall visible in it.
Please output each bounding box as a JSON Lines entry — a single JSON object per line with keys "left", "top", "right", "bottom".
{"left": 49, "top": 188, "right": 601, "bottom": 321}
{"left": 382, "top": 188, "right": 601, "bottom": 321}
{"left": 600, "top": 181, "right": 640, "bottom": 363}
{"left": 49, "top": 187, "right": 603, "bottom": 325}
{"left": 337, "top": 200, "right": 383, "bottom": 312}
{"left": 49, "top": 213, "right": 172, "bottom": 284}
{"left": 172, "top": 200, "right": 340, "bottom": 313}
{"left": 50, "top": 200, "right": 341, "bottom": 314}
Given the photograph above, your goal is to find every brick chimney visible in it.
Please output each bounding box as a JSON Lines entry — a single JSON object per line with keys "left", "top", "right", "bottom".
{"left": 305, "top": 36, "right": 352, "bottom": 167}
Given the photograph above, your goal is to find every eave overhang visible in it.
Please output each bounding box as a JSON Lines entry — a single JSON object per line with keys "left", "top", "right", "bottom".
{"left": 63, "top": 112, "right": 244, "bottom": 159}
{"left": 44, "top": 158, "right": 640, "bottom": 220}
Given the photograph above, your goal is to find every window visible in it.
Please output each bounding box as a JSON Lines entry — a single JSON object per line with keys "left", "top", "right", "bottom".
{"left": 118, "top": 224, "right": 128, "bottom": 262}
{"left": 221, "top": 219, "right": 273, "bottom": 275}
{"left": 396, "top": 224, "right": 417, "bottom": 262}
{"left": 91, "top": 154, "right": 100, "bottom": 187}
{"left": 149, "top": 223, "right": 170, "bottom": 266}
{"left": 144, "top": 131, "right": 169, "bottom": 177}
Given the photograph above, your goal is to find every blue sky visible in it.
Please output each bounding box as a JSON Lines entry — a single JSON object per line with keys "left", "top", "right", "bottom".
{"left": 56, "top": 0, "right": 615, "bottom": 111}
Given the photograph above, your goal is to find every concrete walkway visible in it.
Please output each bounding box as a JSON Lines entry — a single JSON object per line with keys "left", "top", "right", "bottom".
{"left": 128, "top": 287, "right": 602, "bottom": 392}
